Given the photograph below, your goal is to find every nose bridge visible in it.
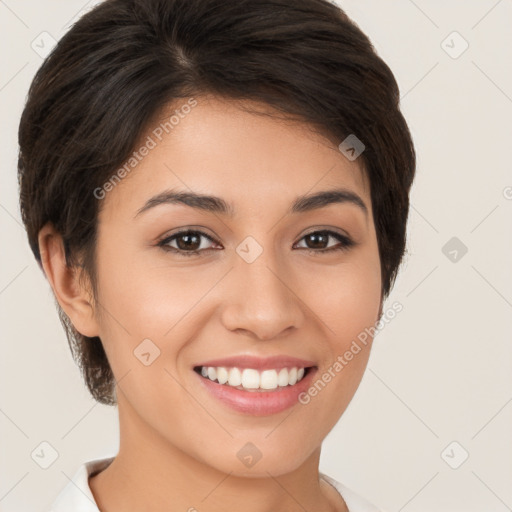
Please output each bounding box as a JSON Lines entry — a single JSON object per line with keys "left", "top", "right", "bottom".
{"left": 221, "top": 238, "right": 303, "bottom": 339}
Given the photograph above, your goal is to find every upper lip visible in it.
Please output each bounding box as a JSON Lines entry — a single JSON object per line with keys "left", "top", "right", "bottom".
{"left": 193, "top": 354, "right": 317, "bottom": 371}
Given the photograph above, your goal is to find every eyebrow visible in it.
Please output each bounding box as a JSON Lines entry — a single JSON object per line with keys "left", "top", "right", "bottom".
{"left": 134, "top": 188, "right": 368, "bottom": 219}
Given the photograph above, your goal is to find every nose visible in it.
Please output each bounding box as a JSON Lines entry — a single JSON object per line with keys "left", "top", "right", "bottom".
{"left": 220, "top": 249, "right": 305, "bottom": 341}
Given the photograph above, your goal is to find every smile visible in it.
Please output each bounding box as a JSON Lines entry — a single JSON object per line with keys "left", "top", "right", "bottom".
{"left": 194, "top": 365, "right": 311, "bottom": 391}
{"left": 193, "top": 365, "right": 318, "bottom": 415}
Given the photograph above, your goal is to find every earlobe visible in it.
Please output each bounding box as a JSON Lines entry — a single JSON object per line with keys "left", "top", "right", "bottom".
{"left": 38, "top": 223, "right": 100, "bottom": 338}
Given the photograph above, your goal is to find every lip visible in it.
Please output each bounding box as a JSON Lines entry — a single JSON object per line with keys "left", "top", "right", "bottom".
{"left": 194, "top": 366, "right": 318, "bottom": 416}
{"left": 193, "top": 354, "right": 317, "bottom": 371}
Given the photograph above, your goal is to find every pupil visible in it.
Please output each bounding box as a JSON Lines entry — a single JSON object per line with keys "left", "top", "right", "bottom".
{"left": 178, "top": 233, "right": 200, "bottom": 250}
{"left": 307, "top": 232, "right": 327, "bottom": 249}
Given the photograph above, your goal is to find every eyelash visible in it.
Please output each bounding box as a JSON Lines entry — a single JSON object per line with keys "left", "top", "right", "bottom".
{"left": 157, "top": 229, "right": 355, "bottom": 257}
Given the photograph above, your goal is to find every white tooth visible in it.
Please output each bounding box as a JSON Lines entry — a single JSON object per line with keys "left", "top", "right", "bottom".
{"left": 207, "top": 367, "right": 217, "bottom": 382}
{"left": 277, "top": 368, "right": 289, "bottom": 387}
{"left": 216, "top": 366, "right": 229, "bottom": 384}
{"left": 260, "top": 369, "right": 278, "bottom": 390}
{"left": 203, "top": 365, "right": 307, "bottom": 389}
{"left": 228, "top": 367, "right": 242, "bottom": 387}
{"left": 242, "top": 368, "right": 260, "bottom": 389}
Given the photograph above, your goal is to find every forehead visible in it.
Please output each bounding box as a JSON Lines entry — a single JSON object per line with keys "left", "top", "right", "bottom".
{"left": 99, "top": 95, "right": 371, "bottom": 220}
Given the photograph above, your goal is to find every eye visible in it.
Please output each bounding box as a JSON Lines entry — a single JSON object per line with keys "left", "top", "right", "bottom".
{"left": 157, "top": 229, "right": 219, "bottom": 257}
{"left": 294, "top": 230, "right": 355, "bottom": 254}
{"left": 157, "top": 228, "right": 355, "bottom": 257}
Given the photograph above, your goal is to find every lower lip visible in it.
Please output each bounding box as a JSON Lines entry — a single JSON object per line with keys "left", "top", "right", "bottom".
{"left": 194, "top": 367, "right": 318, "bottom": 416}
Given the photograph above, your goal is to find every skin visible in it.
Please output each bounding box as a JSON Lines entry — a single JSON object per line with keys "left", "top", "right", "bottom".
{"left": 39, "top": 94, "right": 383, "bottom": 512}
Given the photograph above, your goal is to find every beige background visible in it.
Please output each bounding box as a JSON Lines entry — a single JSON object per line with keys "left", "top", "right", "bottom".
{"left": 1, "top": 1, "right": 511, "bottom": 511}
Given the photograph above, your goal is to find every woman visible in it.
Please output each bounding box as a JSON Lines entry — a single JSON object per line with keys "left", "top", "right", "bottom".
{"left": 18, "top": 0, "right": 415, "bottom": 510}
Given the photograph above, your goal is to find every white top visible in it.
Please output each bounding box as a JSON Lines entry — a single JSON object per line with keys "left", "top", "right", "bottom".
{"left": 49, "top": 456, "right": 385, "bottom": 512}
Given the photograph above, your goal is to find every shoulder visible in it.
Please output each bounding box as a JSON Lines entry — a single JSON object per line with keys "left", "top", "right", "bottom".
{"left": 48, "top": 456, "right": 115, "bottom": 512}
{"left": 319, "top": 472, "right": 387, "bottom": 512}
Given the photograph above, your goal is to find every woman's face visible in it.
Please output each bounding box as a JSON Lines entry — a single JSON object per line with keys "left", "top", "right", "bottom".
{"left": 89, "top": 94, "right": 382, "bottom": 476}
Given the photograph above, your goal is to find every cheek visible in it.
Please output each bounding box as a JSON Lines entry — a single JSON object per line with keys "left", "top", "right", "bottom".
{"left": 95, "top": 240, "right": 207, "bottom": 336}
{"left": 299, "top": 248, "right": 381, "bottom": 409}
{"left": 92, "top": 253, "right": 201, "bottom": 415}
{"left": 294, "top": 255, "right": 381, "bottom": 431}
{"left": 304, "top": 251, "right": 382, "bottom": 345}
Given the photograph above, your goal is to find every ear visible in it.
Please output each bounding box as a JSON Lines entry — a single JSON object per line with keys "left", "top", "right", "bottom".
{"left": 38, "top": 222, "right": 100, "bottom": 338}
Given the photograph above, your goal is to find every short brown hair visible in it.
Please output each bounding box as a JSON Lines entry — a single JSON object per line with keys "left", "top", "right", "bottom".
{"left": 18, "top": 0, "right": 416, "bottom": 405}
